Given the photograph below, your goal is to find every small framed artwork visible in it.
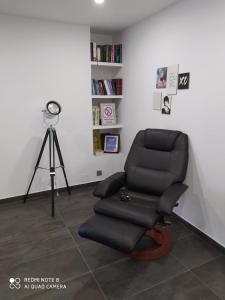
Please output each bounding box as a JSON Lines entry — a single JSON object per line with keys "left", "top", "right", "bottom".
{"left": 104, "top": 135, "right": 120, "bottom": 153}
{"left": 161, "top": 95, "right": 172, "bottom": 115}
{"left": 178, "top": 73, "right": 190, "bottom": 89}
{"left": 100, "top": 103, "right": 116, "bottom": 125}
{"left": 167, "top": 64, "right": 179, "bottom": 95}
{"left": 156, "top": 67, "right": 167, "bottom": 89}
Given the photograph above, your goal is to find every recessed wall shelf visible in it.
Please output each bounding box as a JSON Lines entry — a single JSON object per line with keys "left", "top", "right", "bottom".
{"left": 92, "top": 95, "right": 123, "bottom": 99}
{"left": 93, "top": 124, "right": 123, "bottom": 130}
{"left": 91, "top": 61, "right": 123, "bottom": 67}
{"left": 94, "top": 151, "right": 124, "bottom": 157}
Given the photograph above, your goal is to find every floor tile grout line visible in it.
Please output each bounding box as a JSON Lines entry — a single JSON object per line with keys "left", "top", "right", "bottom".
{"left": 65, "top": 226, "right": 108, "bottom": 300}
{"left": 172, "top": 227, "right": 224, "bottom": 254}
{"left": 94, "top": 256, "right": 130, "bottom": 272}
{"left": 123, "top": 250, "right": 223, "bottom": 300}
{"left": 169, "top": 252, "right": 223, "bottom": 299}
{"left": 122, "top": 268, "right": 189, "bottom": 300}
{"left": 189, "top": 269, "right": 223, "bottom": 300}
{"left": 2, "top": 243, "right": 78, "bottom": 268}
{"left": 170, "top": 249, "right": 223, "bottom": 272}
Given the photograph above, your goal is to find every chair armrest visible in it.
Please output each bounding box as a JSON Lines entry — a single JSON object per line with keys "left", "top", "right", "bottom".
{"left": 157, "top": 183, "right": 188, "bottom": 216}
{"left": 94, "top": 172, "right": 126, "bottom": 198}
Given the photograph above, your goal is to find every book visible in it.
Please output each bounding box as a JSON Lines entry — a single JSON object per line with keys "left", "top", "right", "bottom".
{"left": 92, "top": 105, "right": 100, "bottom": 125}
{"left": 104, "top": 80, "right": 111, "bottom": 95}
{"left": 93, "top": 42, "right": 97, "bottom": 61}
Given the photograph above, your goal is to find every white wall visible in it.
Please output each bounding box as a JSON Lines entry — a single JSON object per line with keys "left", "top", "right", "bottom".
{"left": 121, "top": 0, "right": 225, "bottom": 247}
{"left": 0, "top": 15, "right": 122, "bottom": 200}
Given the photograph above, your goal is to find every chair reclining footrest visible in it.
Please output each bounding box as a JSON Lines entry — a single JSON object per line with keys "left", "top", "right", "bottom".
{"left": 78, "top": 214, "right": 146, "bottom": 253}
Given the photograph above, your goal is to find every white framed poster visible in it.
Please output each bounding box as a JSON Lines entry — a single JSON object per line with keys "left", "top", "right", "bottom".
{"left": 100, "top": 103, "right": 116, "bottom": 125}
{"left": 153, "top": 92, "right": 162, "bottom": 110}
{"left": 167, "top": 64, "right": 179, "bottom": 95}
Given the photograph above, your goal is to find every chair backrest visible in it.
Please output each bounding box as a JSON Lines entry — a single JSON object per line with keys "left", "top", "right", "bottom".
{"left": 124, "top": 129, "right": 188, "bottom": 196}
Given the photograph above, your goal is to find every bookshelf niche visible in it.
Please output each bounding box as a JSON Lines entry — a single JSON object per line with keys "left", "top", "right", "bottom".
{"left": 91, "top": 33, "right": 123, "bottom": 156}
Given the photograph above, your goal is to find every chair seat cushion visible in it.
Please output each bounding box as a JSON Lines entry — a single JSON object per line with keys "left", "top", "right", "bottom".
{"left": 78, "top": 214, "right": 145, "bottom": 253}
{"left": 94, "top": 193, "right": 160, "bottom": 228}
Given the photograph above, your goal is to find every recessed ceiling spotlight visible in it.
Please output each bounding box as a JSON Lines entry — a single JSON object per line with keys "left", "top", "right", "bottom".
{"left": 94, "top": 0, "right": 105, "bottom": 4}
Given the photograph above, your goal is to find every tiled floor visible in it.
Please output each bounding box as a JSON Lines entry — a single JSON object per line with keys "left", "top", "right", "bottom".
{"left": 0, "top": 186, "right": 224, "bottom": 300}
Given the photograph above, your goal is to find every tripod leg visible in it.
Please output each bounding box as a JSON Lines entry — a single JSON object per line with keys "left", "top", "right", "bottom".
{"left": 53, "top": 129, "right": 71, "bottom": 195}
{"left": 50, "top": 172, "right": 55, "bottom": 217}
{"left": 24, "top": 129, "right": 50, "bottom": 203}
{"left": 49, "top": 127, "right": 55, "bottom": 217}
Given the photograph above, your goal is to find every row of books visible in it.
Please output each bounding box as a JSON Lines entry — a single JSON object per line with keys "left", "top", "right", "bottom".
{"left": 92, "top": 79, "right": 122, "bottom": 96}
{"left": 90, "top": 43, "right": 122, "bottom": 63}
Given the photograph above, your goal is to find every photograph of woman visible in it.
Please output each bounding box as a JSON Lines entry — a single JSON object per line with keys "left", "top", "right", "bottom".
{"left": 161, "top": 95, "right": 172, "bottom": 115}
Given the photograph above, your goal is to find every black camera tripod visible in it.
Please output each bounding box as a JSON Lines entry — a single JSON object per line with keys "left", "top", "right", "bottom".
{"left": 24, "top": 125, "right": 71, "bottom": 217}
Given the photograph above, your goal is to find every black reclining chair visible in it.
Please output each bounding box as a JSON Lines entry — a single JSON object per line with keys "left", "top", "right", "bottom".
{"left": 79, "top": 129, "right": 189, "bottom": 260}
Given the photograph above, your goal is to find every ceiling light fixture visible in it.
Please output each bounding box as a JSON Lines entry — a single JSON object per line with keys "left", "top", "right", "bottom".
{"left": 94, "top": 0, "right": 105, "bottom": 5}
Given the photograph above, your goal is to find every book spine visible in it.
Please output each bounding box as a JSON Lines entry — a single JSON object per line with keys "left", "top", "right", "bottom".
{"left": 93, "top": 42, "right": 97, "bottom": 61}
{"left": 115, "top": 45, "right": 120, "bottom": 63}
{"left": 101, "top": 80, "right": 107, "bottom": 95}
{"left": 90, "top": 42, "right": 93, "bottom": 61}
{"left": 109, "top": 80, "right": 115, "bottom": 95}
{"left": 114, "top": 79, "right": 122, "bottom": 95}
{"left": 92, "top": 80, "right": 95, "bottom": 95}
{"left": 98, "top": 81, "right": 104, "bottom": 95}
{"left": 92, "top": 106, "right": 96, "bottom": 125}
{"left": 112, "top": 80, "right": 117, "bottom": 95}
{"left": 104, "top": 80, "right": 110, "bottom": 95}
{"left": 111, "top": 44, "right": 115, "bottom": 63}
{"left": 119, "top": 44, "right": 122, "bottom": 63}
{"left": 94, "top": 80, "right": 100, "bottom": 95}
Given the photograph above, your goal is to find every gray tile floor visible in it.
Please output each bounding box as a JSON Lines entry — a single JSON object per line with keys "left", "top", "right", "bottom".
{"left": 0, "top": 186, "right": 224, "bottom": 300}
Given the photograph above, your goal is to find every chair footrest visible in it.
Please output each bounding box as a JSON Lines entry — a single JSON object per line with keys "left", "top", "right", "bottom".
{"left": 78, "top": 214, "right": 146, "bottom": 253}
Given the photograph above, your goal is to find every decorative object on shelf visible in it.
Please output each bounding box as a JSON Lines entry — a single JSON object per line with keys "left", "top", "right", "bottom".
{"left": 100, "top": 103, "right": 116, "bottom": 125}
{"left": 104, "top": 135, "right": 120, "bottom": 153}
{"left": 153, "top": 92, "right": 162, "bottom": 110}
{"left": 161, "top": 95, "right": 172, "bottom": 115}
{"left": 156, "top": 67, "right": 167, "bottom": 89}
{"left": 90, "top": 42, "right": 122, "bottom": 63}
{"left": 178, "top": 73, "right": 190, "bottom": 89}
{"left": 92, "top": 105, "right": 100, "bottom": 125}
{"left": 167, "top": 65, "right": 179, "bottom": 95}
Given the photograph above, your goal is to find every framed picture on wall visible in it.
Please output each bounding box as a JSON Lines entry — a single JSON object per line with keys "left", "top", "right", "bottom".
{"left": 178, "top": 73, "right": 190, "bottom": 89}
{"left": 161, "top": 95, "right": 172, "bottom": 115}
{"left": 104, "top": 135, "right": 120, "bottom": 153}
{"left": 156, "top": 67, "right": 167, "bottom": 89}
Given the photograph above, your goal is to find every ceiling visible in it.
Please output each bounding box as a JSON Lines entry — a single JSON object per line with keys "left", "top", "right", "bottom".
{"left": 0, "top": 0, "right": 180, "bottom": 32}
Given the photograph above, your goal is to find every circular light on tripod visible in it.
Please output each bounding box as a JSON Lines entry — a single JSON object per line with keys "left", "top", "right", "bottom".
{"left": 46, "top": 101, "right": 61, "bottom": 116}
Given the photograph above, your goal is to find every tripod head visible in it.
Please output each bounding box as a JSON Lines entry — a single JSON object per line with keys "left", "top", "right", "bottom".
{"left": 42, "top": 101, "right": 61, "bottom": 127}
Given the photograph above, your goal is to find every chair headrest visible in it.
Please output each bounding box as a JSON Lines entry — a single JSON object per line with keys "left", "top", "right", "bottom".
{"left": 144, "top": 129, "right": 180, "bottom": 151}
